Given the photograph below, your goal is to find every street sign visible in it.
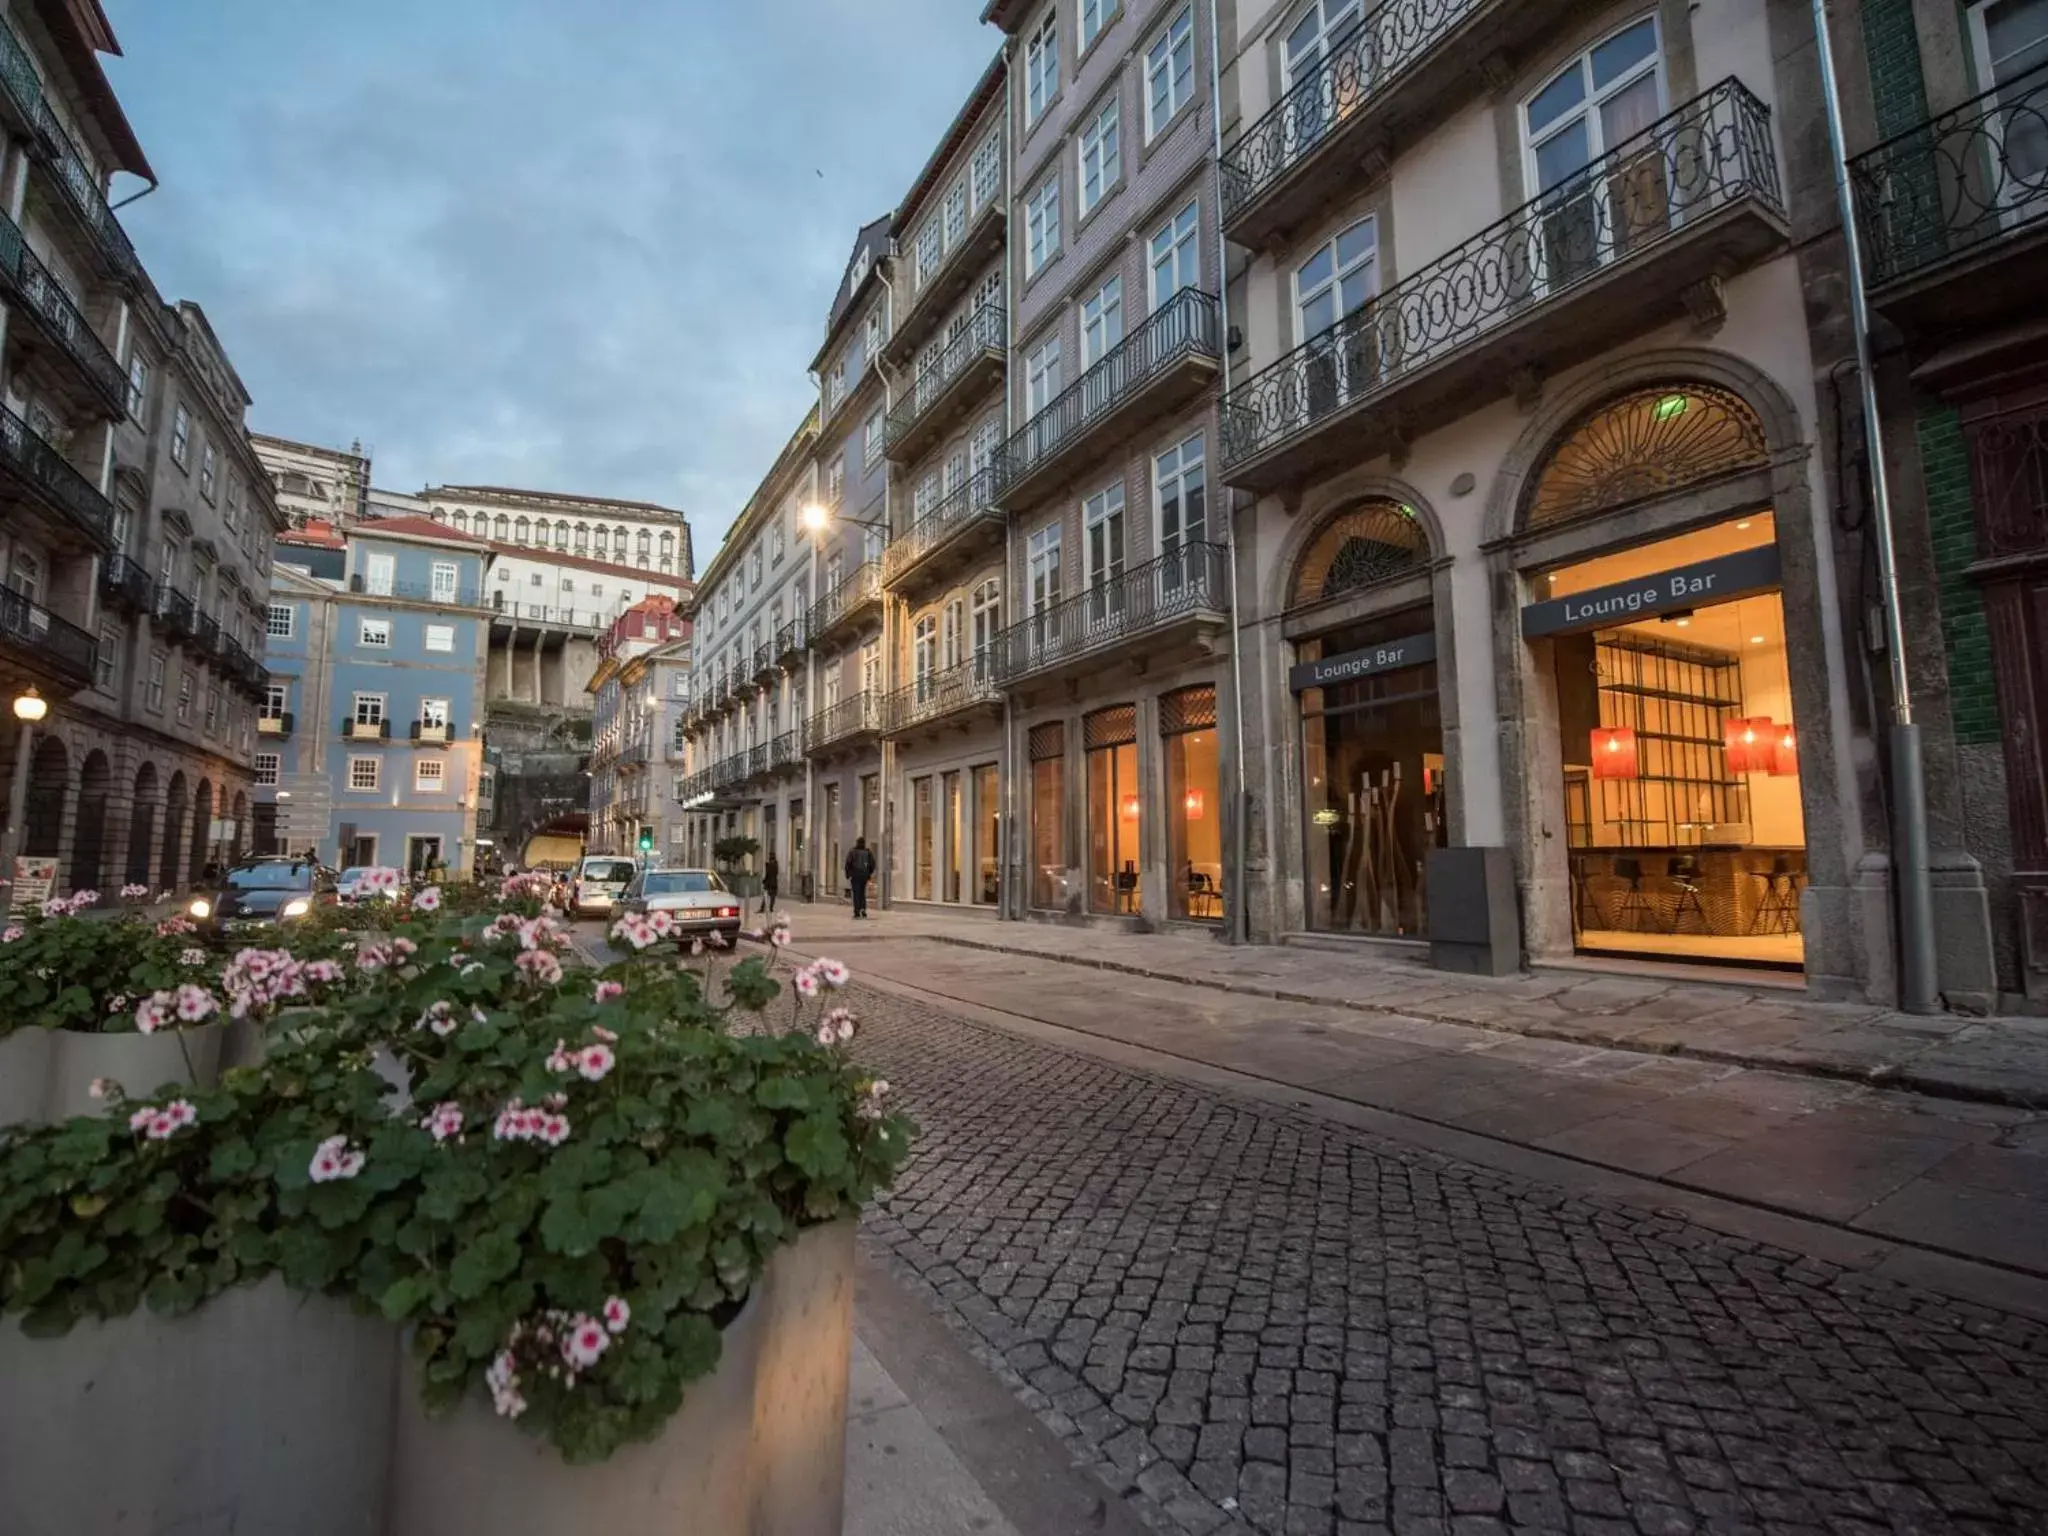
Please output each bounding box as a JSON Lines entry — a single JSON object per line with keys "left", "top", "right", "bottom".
{"left": 1288, "top": 631, "right": 1436, "bottom": 693}
{"left": 1520, "top": 545, "right": 1782, "bottom": 638}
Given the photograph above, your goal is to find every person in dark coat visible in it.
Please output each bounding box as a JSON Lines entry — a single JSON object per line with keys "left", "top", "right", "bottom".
{"left": 844, "top": 837, "right": 876, "bottom": 919}
{"left": 761, "top": 852, "right": 779, "bottom": 913}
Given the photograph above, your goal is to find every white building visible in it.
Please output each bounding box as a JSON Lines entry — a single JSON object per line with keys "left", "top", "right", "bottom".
{"left": 420, "top": 485, "right": 693, "bottom": 582}
{"left": 249, "top": 433, "right": 372, "bottom": 529}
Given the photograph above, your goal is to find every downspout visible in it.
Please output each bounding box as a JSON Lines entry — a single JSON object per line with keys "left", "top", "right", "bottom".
{"left": 876, "top": 258, "right": 898, "bottom": 909}
{"left": 1209, "top": 0, "right": 1251, "bottom": 947}
{"left": 1001, "top": 39, "right": 1019, "bottom": 922}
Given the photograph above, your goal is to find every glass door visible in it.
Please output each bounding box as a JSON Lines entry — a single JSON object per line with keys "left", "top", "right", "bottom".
{"left": 974, "top": 763, "right": 1000, "bottom": 904}
{"left": 944, "top": 771, "right": 964, "bottom": 902}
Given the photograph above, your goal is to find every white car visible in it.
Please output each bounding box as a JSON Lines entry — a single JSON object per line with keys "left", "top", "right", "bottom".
{"left": 621, "top": 868, "right": 743, "bottom": 944}
{"left": 336, "top": 866, "right": 400, "bottom": 904}
{"left": 571, "top": 856, "right": 640, "bottom": 919}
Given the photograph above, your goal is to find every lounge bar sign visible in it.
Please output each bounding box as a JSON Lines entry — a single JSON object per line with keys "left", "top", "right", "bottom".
{"left": 1289, "top": 631, "right": 1436, "bottom": 693}
{"left": 1520, "top": 544, "right": 1782, "bottom": 638}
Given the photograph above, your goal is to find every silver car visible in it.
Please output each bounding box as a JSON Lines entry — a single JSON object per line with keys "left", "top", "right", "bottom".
{"left": 571, "top": 855, "right": 640, "bottom": 919}
{"left": 621, "top": 868, "right": 743, "bottom": 944}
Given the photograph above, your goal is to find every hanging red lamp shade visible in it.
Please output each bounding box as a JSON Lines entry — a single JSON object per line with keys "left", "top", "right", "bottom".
{"left": 1590, "top": 726, "right": 1639, "bottom": 779}
{"left": 1120, "top": 793, "right": 1141, "bottom": 821}
{"left": 1183, "top": 789, "right": 1205, "bottom": 820}
{"left": 1771, "top": 722, "right": 1799, "bottom": 776}
{"left": 1724, "top": 716, "right": 1771, "bottom": 774}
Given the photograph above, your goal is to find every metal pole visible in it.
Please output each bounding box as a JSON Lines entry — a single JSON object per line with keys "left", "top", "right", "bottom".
{"left": 1209, "top": 0, "right": 1252, "bottom": 947}
{"left": 1807, "top": 0, "right": 1940, "bottom": 1013}
{"left": 0, "top": 718, "right": 34, "bottom": 915}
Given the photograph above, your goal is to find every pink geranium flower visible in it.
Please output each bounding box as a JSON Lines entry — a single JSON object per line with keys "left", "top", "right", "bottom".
{"left": 592, "top": 980, "right": 623, "bottom": 1004}
{"left": 792, "top": 967, "right": 819, "bottom": 999}
{"left": 133, "top": 993, "right": 172, "bottom": 1034}
{"left": 413, "top": 886, "right": 441, "bottom": 912}
{"left": 602, "top": 1296, "right": 631, "bottom": 1334}
{"left": 309, "top": 1134, "right": 365, "bottom": 1182}
{"left": 421, "top": 1102, "right": 464, "bottom": 1142}
{"left": 814, "top": 957, "right": 850, "bottom": 989}
{"left": 576, "top": 1043, "right": 614, "bottom": 1082}
{"left": 562, "top": 1316, "right": 610, "bottom": 1368}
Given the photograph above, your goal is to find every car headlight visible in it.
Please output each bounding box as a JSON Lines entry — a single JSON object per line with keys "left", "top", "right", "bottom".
{"left": 189, "top": 899, "right": 211, "bottom": 918}
{"left": 281, "top": 898, "right": 311, "bottom": 918}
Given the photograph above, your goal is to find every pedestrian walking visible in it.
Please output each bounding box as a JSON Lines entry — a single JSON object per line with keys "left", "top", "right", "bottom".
{"left": 761, "top": 852, "right": 779, "bottom": 913}
{"left": 845, "top": 837, "right": 876, "bottom": 919}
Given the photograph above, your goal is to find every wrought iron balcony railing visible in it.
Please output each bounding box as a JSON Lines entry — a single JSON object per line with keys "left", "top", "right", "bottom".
{"left": 99, "top": 553, "right": 154, "bottom": 614}
{"left": 0, "top": 14, "right": 38, "bottom": 131}
{"left": 885, "top": 302, "right": 1005, "bottom": 451}
{"left": 1222, "top": 79, "right": 1783, "bottom": 472}
{"left": 0, "top": 210, "right": 126, "bottom": 414}
{"left": 30, "top": 98, "right": 140, "bottom": 281}
{"left": 769, "top": 727, "right": 806, "bottom": 770}
{"left": 155, "top": 587, "right": 198, "bottom": 642}
{"left": 885, "top": 467, "right": 1003, "bottom": 588}
{"left": 1221, "top": 0, "right": 1481, "bottom": 227}
{"left": 807, "top": 691, "right": 883, "bottom": 750}
{"left": 194, "top": 613, "right": 221, "bottom": 658}
{"left": 1849, "top": 56, "right": 2048, "bottom": 289}
{"left": 883, "top": 657, "right": 1000, "bottom": 735}
{"left": 0, "top": 584, "right": 95, "bottom": 687}
{"left": 0, "top": 402, "right": 115, "bottom": 547}
{"left": 990, "top": 542, "right": 1230, "bottom": 684}
{"left": 349, "top": 572, "right": 486, "bottom": 607}
{"left": 747, "top": 742, "right": 770, "bottom": 778}
{"left": 775, "top": 616, "right": 807, "bottom": 660}
{"left": 995, "top": 289, "right": 1220, "bottom": 496}
{"left": 806, "top": 561, "right": 883, "bottom": 643}
{"left": 751, "top": 643, "right": 779, "bottom": 681}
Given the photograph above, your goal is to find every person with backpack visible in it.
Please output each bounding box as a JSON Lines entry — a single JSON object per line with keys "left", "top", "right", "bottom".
{"left": 844, "top": 837, "right": 877, "bottom": 919}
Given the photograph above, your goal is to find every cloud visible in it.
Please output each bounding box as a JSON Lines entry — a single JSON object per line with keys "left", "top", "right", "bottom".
{"left": 101, "top": 0, "right": 997, "bottom": 559}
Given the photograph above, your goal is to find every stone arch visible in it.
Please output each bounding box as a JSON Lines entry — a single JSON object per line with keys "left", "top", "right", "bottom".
{"left": 1284, "top": 501, "right": 1434, "bottom": 615}
{"left": 21, "top": 737, "right": 67, "bottom": 861}
{"left": 160, "top": 770, "right": 187, "bottom": 892}
{"left": 126, "top": 762, "right": 159, "bottom": 889}
{"left": 70, "top": 750, "right": 111, "bottom": 893}
{"left": 1262, "top": 472, "right": 1446, "bottom": 620}
{"left": 1520, "top": 384, "right": 1768, "bottom": 535}
{"left": 230, "top": 791, "right": 248, "bottom": 862}
{"left": 190, "top": 779, "right": 213, "bottom": 884}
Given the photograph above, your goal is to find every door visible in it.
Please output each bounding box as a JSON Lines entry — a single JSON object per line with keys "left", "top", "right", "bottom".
{"left": 364, "top": 552, "right": 396, "bottom": 597}
{"left": 1084, "top": 484, "right": 1126, "bottom": 631}
{"left": 1029, "top": 525, "right": 1063, "bottom": 666}
{"left": 431, "top": 561, "right": 459, "bottom": 604}
{"left": 407, "top": 835, "right": 443, "bottom": 877}
{"left": 1293, "top": 219, "right": 1382, "bottom": 415}
{"left": 1282, "top": 0, "right": 1368, "bottom": 159}
{"left": 1967, "top": 0, "right": 2048, "bottom": 226}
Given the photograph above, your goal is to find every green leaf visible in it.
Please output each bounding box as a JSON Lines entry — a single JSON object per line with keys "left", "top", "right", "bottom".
{"left": 726, "top": 958, "right": 780, "bottom": 1011}
{"left": 785, "top": 1115, "right": 849, "bottom": 1180}
{"left": 662, "top": 1310, "right": 723, "bottom": 1383}
{"left": 378, "top": 1274, "right": 433, "bottom": 1320}
{"left": 754, "top": 1077, "right": 813, "bottom": 1112}
{"left": 209, "top": 1140, "right": 257, "bottom": 1180}
{"left": 449, "top": 1228, "right": 520, "bottom": 1299}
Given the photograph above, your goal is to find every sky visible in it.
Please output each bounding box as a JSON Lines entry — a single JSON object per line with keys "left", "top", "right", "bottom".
{"left": 99, "top": 0, "right": 997, "bottom": 561}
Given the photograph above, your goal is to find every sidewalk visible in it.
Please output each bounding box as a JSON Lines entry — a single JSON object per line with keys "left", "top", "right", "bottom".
{"left": 767, "top": 901, "right": 2048, "bottom": 1108}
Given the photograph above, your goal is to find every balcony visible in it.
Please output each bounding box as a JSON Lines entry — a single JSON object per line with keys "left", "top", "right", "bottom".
{"left": 222, "top": 637, "right": 268, "bottom": 698}
{"left": 768, "top": 727, "right": 806, "bottom": 773}
{"left": 1221, "top": 80, "right": 1786, "bottom": 494}
{"left": 0, "top": 211, "right": 126, "bottom": 417}
{"left": 752, "top": 643, "right": 780, "bottom": 683}
{"left": 807, "top": 692, "right": 883, "bottom": 756}
{"left": 28, "top": 99, "right": 140, "bottom": 284}
{"left": 1848, "top": 56, "right": 2048, "bottom": 342}
{"left": 0, "top": 584, "right": 95, "bottom": 692}
{"left": 1220, "top": 0, "right": 1588, "bottom": 250}
{"left": 411, "top": 720, "right": 456, "bottom": 745}
{"left": 885, "top": 302, "right": 1005, "bottom": 464}
{"left": 0, "top": 402, "right": 114, "bottom": 551}
{"left": 351, "top": 572, "right": 485, "bottom": 607}
{"left": 995, "top": 289, "right": 1221, "bottom": 509}
{"left": 194, "top": 613, "right": 221, "bottom": 659}
{"left": 991, "top": 542, "right": 1231, "bottom": 690}
{"left": 885, "top": 467, "right": 1005, "bottom": 598}
{"left": 775, "top": 616, "right": 807, "bottom": 662}
{"left": 99, "top": 553, "right": 154, "bottom": 615}
{"left": 807, "top": 561, "right": 883, "bottom": 648}
{"left": 154, "top": 587, "right": 197, "bottom": 644}
{"left": 258, "top": 713, "right": 295, "bottom": 738}
{"left": 883, "top": 658, "right": 1001, "bottom": 740}
{"left": 342, "top": 717, "right": 391, "bottom": 741}
{"left": 886, "top": 195, "right": 1005, "bottom": 367}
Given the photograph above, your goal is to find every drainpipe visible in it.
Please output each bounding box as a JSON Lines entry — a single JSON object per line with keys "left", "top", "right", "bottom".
{"left": 1001, "top": 38, "right": 1020, "bottom": 922}
{"left": 1208, "top": 0, "right": 1252, "bottom": 948}
{"left": 1807, "top": 0, "right": 1939, "bottom": 1014}
{"left": 876, "top": 258, "right": 899, "bottom": 909}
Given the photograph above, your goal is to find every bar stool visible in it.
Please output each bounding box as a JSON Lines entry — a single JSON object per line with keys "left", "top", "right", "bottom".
{"left": 1748, "top": 856, "right": 1802, "bottom": 934}
{"left": 1666, "top": 855, "right": 1710, "bottom": 935}
{"left": 1612, "top": 857, "right": 1659, "bottom": 933}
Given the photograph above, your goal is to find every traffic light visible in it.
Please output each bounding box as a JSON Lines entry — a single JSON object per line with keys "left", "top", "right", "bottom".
{"left": 637, "top": 829, "right": 654, "bottom": 854}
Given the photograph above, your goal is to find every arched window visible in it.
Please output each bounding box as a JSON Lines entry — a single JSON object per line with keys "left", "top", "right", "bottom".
{"left": 637, "top": 529, "right": 652, "bottom": 556}
{"left": 971, "top": 579, "right": 1001, "bottom": 672}
{"left": 1523, "top": 384, "right": 1767, "bottom": 531}
{"left": 514, "top": 516, "right": 531, "bottom": 543}
{"left": 553, "top": 522, "right": 569, "bottom": 550}
{"left": 1289, "top": 499, "right": 1428, "bottom": 609}
{"left": 593, "top": 526, "right": 609, "bottom": 559}
{"left": 574, "top": 522, "right": 589, "bottom": 554}
{"left": 914, "top": 615, "right": 937, "bottom": 688}
{"left": 453, "top": 510, "right": 468, "bottom": 532}
{"left": 614, "top": 524, "right": 629, "bottom": 551}
{"left": 494, "top": 514, "right": 510, "bottom": 541}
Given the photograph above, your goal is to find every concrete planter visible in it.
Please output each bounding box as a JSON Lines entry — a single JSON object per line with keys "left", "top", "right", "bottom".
{"left": 390, "top": 1217, "right": 857, "bottom": 1536}
{"left": 0, "top": 1024, "right": 223, "bottom": 1129}
{"left": 0, "top": 1279, "right": 398, "bottom": 1536}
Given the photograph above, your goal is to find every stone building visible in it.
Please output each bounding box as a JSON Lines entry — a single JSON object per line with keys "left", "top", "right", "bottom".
{"left": 250, "top": 433, "right": 372, "bottom": 529}
{"left": 585, "top": 596, "right": 692, "bottom": 859}
{"left": 420, "top": 484, "right": 693, "bottom": 582}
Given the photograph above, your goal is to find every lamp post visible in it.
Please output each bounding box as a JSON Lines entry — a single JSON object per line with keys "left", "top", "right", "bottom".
{"left": 1, "top": 687, "right": 49, "bottom": 912}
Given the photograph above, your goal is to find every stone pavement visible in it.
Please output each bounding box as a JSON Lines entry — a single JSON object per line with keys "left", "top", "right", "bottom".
{"left": 766, "top": 903, "right": 2048, "bottom": 1109}
{"left": 839, "top": 982, "right": 2048, "bottom": 1536}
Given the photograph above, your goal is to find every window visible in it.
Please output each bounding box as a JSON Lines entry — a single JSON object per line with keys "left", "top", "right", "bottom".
{"left": 529, "top": 572, "right": 542, "bottom": 588}
{"left": 943, "top": 179, "right": 968, "bottom": 249}
{"left": 363, "top": 551, "right": 396, "bottom": 596}
{"left": 354, "top": 693, "right": 386, "bottom": 726}
{"left": 415, "top": 758, "right": 447, "bottom": 793}
{"left": 971, "top": 414, "right": 1002, "bottom": 477}
{"left": 126, "top": 353, "right": 149, "bottom": 422}
{"left": 553, "top": 523, "right": 569, "bottom": 550}
{"left": 255, "top": 752, "right": 280, "bottom": 787}
{"left": 915, "top": 218, "right": 943, "bottom": 287}
{"left": 95, "top": 622, "right": 117, "bottom": 692}
{"left": 264, "top": 683, "right": 288, "bottom": 719}
{"left": 267, "top": 603, "right": 294, "bottom": 638}
{"left": 348, "top": 757, "right": 380, "bottom": 792}
{"left": 1029, "top": 523, "right": 1063, "bottom": 614}
{"left": 864, "top": 409, "right": 885, "bottom": 468}
{"left": 1026, "top": 176, "right": 1061, "bottom": 275}
{"left": 860, "top": 638, "right": 882, "bottom": 695}
{"left": 425, "top": 623, "right": 455, "bottom": 653}
{"left": 1079, "top": 98, "right": 1120, "bottom": 215}
{"left": 1149, "top": 201, "right": 1200, "bottom": 309}
{"left": 575, "top": 522, "right": 589, "bottom": 553}
{"left": 359, "top": 617, "right": 392, "bottom": 648}
{"left": 1026, "top": 335, "right": 1063, "bottom": 415}
{"left": 943, "top": 599, "right": 964, "bottom": 669}
{"left": 494, "top": 514, "right": 510, "bottom": 540}
{"left": 1145, "top": 6, "right": 1195, "bottom": 138}
{"left": 515, "top": 516, "right": 531, "bottom": 543}
{"left": 863, "top": 307, "right": 885, "bottom": 364}
{"left": 1080, "top": 0, "right": 1112, "bottom": 51}
{"left": 170, "top": 404, "right": 191, "bottom": 467}
{"left": 1084, "top": 483, "right": 1127, "bottom": 612}
{"left": 1522, "top": 17, "right": 1664, "bottom": 287}
{"left": 1295, "top": 216, "right": 1380, "bottom": 343}
{"left": 1155, "top": 432, "right": 1207, "bottom": 550}
{"left": 826, "top": 358, "right": 846, "bottom": 410}
{"left": 205, "top": 687, "right": 220, "bottom": 733}
{"left": 1283, "top": 0, "right": 1365, "bottom": 95}
{"left": 430, "top": 560, "right": 459, "bottom": 603}
{"left": 971, "top": 579, "right": 1002, "bottom": 671}
{"left": 112, "top": 504, "right": 130, "bottom": 554}
{"left": 749, "top": 545, "right": 763, "bottom": 588}
{"left": 177, "top": 671, "right": 193, "bottom": 721}
{"left": 850, "top": 247, "right": 871, "bottom": 290}
{"left": 914, "top": 614, "right": 938, "bottom": 686}
{"left": 146, "top": 651, "right": 166, "bottom": 711}
{"left": 915, "top": 470, "right": 941, "bottom": 519}
{"left": 200, "top": 442, "right": 217, "bottom": 502}
{"left": 224, "top": 479, "right": 240, "bottom": 533}
{"left": 771, "top": 518, "right": 786, "bottom": 564}
{"left": 971, "top": 131, "right": 1002, "bottom": 210}
{"left": 1082, "top": 276, "right": 1123, "bottom": 366}
{"left": 1026, "top": 10, "right": 1059, "bottom": 121}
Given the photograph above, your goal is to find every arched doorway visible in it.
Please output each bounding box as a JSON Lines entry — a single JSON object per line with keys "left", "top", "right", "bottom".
{"left": 190, "top": 779, "right": 213, "bottom": 885}
{"left": 126, "top": 763, "right": 158, "bottom": 889}
{"left": 71, "top": 750, "right": 111, "bottom": 893}
{"left": 160, "top": 771, "right": 187, "bottom": 892}
{"left": 230, "top": 792, "right": 248, "bottom": 863}
{"left": 21, "top": 739, "right": 68, "bottom": 890}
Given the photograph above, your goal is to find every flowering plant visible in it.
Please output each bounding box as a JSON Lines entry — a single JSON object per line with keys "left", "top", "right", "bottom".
{"left": 0, "top": 914, "right": 232, "bottom": 1037}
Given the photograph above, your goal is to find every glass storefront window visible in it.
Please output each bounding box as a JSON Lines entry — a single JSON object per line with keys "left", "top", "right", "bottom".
{"left": 1088, "top": 742, "right": 1140, "bottom": 914}
{"left": 944, "top": 771, "right": 964, "bottom": 903}
{"left": 1163, "top": 686, "right": 1223, "bottom": 921}
{"left": 974, "top": 763, "right": 1000, "bottom": 904}
{"left": 913, "top": 777, "right": 934, "bottom": 900}
{"left": 859, "top": 774, "right": 880, "bottom": 845}
{"left": 1030, "top": 759, "right": 1064, "bottom": 909}
{"left": 822, "top": 784, "right": 841, "bottom": 898}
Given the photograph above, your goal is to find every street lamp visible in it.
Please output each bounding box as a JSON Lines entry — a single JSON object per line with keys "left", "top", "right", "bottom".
{"left": 1, "top": 688, "right": 48, "bottom": 912}
{"left": 800, "top": 503, "right": 887, "bottom": 537}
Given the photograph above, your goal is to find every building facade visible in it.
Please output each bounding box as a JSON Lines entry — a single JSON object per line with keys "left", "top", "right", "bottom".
{"left": 250, "top": 433, "right": 372, "bottom": 529}
{"left": 256, "top": 517, "right": 491, "bottom": 875}
{"left": 0, "top": 2, "right": 282, "bottom": 901}
{"left": 420, "top": 484, "right": 693, "bottom": 581}
{"left": 586, "top": 597, "right": 692, "bottom": 859}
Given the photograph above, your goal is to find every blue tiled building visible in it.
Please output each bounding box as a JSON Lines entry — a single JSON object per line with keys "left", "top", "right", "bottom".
{"left": 258, "top": 516, "right": 492, "bottom": 875}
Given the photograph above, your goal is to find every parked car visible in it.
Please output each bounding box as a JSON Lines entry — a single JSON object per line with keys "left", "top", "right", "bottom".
{"left": 571, "top": 856, "right": 640, "bottom": 919}
{"left": 189, "top": 857, "right": 338, "bottom": 937}
{"left": 335, "top": 866, "right": 399, "bottom": 904}
{"left": 621, "top": 868, "right": 743, "bottom": 945}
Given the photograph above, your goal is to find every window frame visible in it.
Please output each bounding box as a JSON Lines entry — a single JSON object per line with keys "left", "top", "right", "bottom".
{"left": 358, "top": 616, "right": 392, "bottom": 649}
{"left": 1081, "top": 275, "right": 1124, "bottom": 367}
{"left": 353, "top": 692, "right": 387, "bottom": 726}
{"left": 1148, "top": 201, "right": 1202, "bottom": 311}
{"left": 424, "top": 622, "right": 456, "bottom": 654}
{"left": 170, "top": 404, "right": 191, "bottom": 468}
{"left": 266, "top": 603, "right": 294, "bottom": 639}
{"left": 1144, "top": 5, "right": 1196, "bottom": 141}
{"left": 347, "top": 756, "right": 381, "bottom": 793}
{"left": 254, "top": 752, "right": 281, "bottom": 787}
{"left": 1078, "top": 96, "right": 1121, "bottom": 217}
{"left": 1025, "top": 10, "right": 1060, "bottom": 123}
{"left": 1025, "top": 175, "right": 1062, "bottom": 276}
{"left": 1154, "top": 431, "right": 1208, "bottom": 550}
{"left": 1025, "top": 333, "right": 1064, "bottom": 416}
{"left": 414, "top": 757, "right": 448, "bottom": 793}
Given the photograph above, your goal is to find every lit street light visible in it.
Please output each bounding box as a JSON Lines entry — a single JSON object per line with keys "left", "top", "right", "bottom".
{"left": 1, "top": 688, "right": 48, "bottom": 913}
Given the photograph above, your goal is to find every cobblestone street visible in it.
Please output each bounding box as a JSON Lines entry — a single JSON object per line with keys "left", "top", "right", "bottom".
{"left": 836, "top": 981, "right": 2048, "bottom": 1536}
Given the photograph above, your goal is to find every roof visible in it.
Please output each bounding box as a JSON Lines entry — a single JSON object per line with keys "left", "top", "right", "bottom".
{"left": 353, "top": 515, "right": 492, "bottom": 548}
{"left": 482, "top": 540, "right": 696, "bottom": 586}
{"left": 278, "top": 519, "right": 346, "bottom": 551}
{"left": 40, "top": 0, "right": 153, "bottom": 178}
{"left": 811, "top": 211, "right": 895, "bottom": 369}
{"left": 894, "top": 52, "right": 1006, "bottom": 233}
{"left": 249, "top": 432, "right": 370, "bottom": 463}
{"left": 981, "top": 0, "right": 1032, "bottom": 31}
{"left": 423, "top": 484, "right": 688, "bottom": 520}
